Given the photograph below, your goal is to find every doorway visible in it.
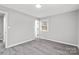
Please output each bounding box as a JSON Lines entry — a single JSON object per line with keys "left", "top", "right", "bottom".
{"left": 35, "top": 19, "right": 40, "bottom": 38}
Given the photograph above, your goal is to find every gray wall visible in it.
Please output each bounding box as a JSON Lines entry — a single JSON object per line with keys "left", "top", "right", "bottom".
{"left": 0, "top": 16, "right": 4, "bottom": 40}
{"left": 40, "top": 11, "right": 78, "bottom": 45}
{"left": 7, "top": 11, "right": 35, "bottom": 47}
{"left": 0, "top": 5, "right": 35, "bottom": 48}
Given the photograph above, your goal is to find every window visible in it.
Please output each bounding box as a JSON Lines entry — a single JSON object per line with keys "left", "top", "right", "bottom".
{"left": 40, "top": 21, "right": 48, "bottom": 32}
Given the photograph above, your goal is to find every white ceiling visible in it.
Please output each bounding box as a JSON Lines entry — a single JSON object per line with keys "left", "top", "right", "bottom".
{"left": 1, "top": 4, "right": 79, "bottom": 18}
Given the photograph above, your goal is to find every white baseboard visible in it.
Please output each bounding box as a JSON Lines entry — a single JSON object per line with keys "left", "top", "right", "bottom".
{"left": 40, "top": 38, "right": 78, "bottom": 47}
{"left": 6, "top": 37, "right": 78, "bottom": 48}
{"left": 6, "top": 38, "right": 35, "bottom": 48}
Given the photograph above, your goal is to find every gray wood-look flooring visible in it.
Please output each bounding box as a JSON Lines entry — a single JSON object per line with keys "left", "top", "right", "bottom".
{"left": 0, "top": 39, "right": 79, "bottom": 55}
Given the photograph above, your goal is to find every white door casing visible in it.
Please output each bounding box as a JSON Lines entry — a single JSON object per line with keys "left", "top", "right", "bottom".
{"left": 0, "top": 10, "right": 8, "bottom": 48}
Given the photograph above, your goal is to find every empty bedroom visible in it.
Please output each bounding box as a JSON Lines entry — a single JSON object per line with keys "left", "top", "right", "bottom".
{"left": 0, "top": 4, "right": 79, "bottom": 55}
